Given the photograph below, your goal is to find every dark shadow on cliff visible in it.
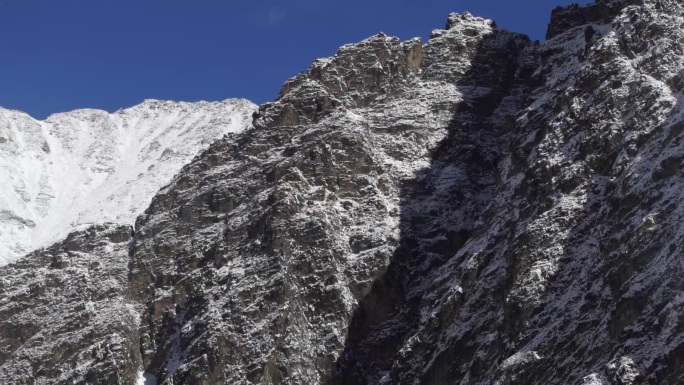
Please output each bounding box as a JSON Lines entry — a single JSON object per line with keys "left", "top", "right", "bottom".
{"left": 327, "top": 9, "right": 684, "bottom": 382}
{"left": 329, "top": 29, "right": 538, "bottom": 385}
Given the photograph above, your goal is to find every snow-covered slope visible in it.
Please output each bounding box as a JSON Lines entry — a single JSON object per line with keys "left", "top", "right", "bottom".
{"left": 0, "top": 99, "right": 256, "bottom": 264}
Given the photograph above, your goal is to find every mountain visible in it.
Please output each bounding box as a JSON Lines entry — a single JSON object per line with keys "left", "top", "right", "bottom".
{"left": 3, "top": 0, "right": 684, "bottom": 384}
{"left": 0, "top": 99, "right": 256, "bottom": 264}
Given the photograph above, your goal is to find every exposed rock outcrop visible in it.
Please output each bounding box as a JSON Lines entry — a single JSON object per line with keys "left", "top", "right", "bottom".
{"left": 0, "top": 225, "right": 140, "bottom": 384}
{"left": 127, "top": 12, "right": 533, "bottom": 385}
{"left": 336, "top": 1, "right": 684, "bottom": 383}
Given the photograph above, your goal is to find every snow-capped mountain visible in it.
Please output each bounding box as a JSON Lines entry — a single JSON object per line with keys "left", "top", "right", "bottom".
{"left": 0, "top": 99, "right": 256, "bottom": 264}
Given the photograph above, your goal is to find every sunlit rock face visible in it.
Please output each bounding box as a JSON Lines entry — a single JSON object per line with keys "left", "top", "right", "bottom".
{"left": 3, "top": 1, "right": 684, "bottom": 384}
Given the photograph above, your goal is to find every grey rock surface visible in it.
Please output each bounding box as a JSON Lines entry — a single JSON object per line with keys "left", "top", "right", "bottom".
{"left": 0, "top": 224, "right": 141, "bottom": 385}
{"left": 336, "top": 1, "right": 684, "bottom": 384}
{"left": 2, "top": 1, "right": 684, "bottom": 384}
{"left": 128, "top": 13, "right": 532, "bottom": 385}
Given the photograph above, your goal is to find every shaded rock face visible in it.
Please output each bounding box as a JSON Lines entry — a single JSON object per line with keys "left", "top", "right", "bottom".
{"left": 546, "top": 3, "right": 612, "bottom": 40}
{"left": 3, "top": 1, "right": 684, "bottom": 384}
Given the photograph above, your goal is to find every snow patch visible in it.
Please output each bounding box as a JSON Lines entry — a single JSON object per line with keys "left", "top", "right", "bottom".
{"left": 137, "top": 372, "right": 158, "bottom": 385}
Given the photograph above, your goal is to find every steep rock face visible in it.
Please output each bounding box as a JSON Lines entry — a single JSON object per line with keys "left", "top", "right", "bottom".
{"left": 335, "top": 0, "right": 684, "bottom": 384}
{"left": 0, "top": 99, "right": 256, "bottom": 264}
{"left": 126, "top": 13, "right": 535, "bottom": 385}
{"left": 3, "top": 1, "right": 684, "bottom": 384}
{"left": 0, "top": 224, "right": 140, "bottom": 385}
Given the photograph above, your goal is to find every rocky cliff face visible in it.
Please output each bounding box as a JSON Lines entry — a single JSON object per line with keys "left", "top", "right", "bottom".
{"left": 0, "top": 224, "right": 140, "bottom": 385}
{"left": 3, "top": 0, "right": 684, "bottom": 384}
{"left": 127, "top": 13, "right": 534, "bottom": 384}
{"left": 338, "top": 0, "right": 684, "bottom": 383}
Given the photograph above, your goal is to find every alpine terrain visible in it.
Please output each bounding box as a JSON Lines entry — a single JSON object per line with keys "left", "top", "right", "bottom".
{"left": 2, "top": 0, "right": 684, "bottom": 384}
{"left": 0, "top": 99, "right": 256, "bottom": 264}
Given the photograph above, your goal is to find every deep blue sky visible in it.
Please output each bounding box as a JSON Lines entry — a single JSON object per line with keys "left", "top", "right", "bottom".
{"left": 0, "top": 0, "right": 589, "bottom": 119}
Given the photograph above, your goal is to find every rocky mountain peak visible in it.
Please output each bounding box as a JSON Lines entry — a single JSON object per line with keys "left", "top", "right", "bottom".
{"left": 546, "top": 3, "right": 613, "bottom": 40}
{"left": 445, "top": 11, "right": 496, "bottom": 30}
{"left": 260, "top": 33, "right": 424, "bottom": 130}
{"left": 546, "top": 0, "right": 682, "bottom": 40}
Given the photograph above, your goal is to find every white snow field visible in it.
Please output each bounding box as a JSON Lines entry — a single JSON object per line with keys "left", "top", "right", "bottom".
{"left": 0, "top": 99, "right": 256, "bottom": 265}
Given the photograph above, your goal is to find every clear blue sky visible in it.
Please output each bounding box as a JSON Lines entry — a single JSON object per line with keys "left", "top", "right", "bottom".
{"left": 0, "top": 0, "right": 589, "bottom": 119}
